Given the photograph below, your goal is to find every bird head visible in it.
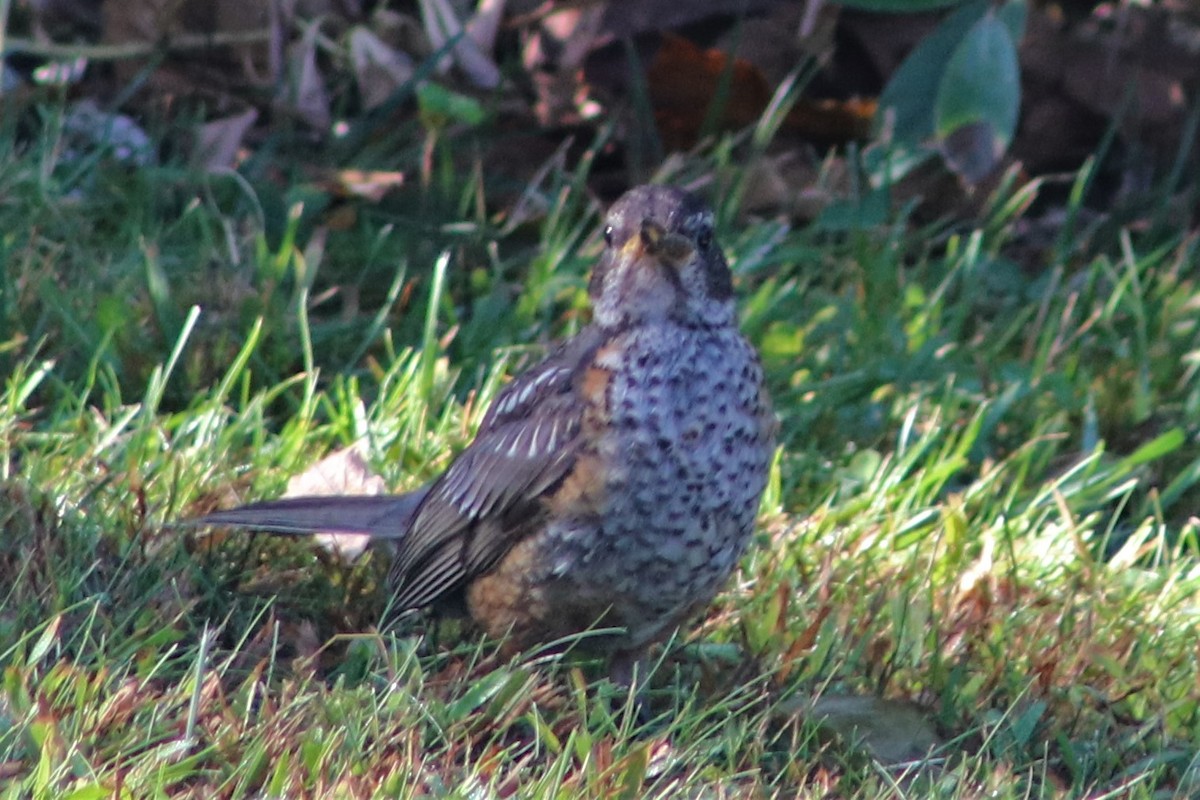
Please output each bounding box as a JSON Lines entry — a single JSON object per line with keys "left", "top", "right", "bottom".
{"left": 589, "top": 186, "right": 734, "bottom": 329}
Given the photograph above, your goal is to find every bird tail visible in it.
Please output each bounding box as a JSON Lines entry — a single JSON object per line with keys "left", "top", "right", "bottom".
{"left": 189, "top": 488, "right": 428, "bottom": 540}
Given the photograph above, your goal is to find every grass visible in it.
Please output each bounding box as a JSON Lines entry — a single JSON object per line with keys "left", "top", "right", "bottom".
{"left": 1, "top": 99, "right": 1199, "bottom": 798}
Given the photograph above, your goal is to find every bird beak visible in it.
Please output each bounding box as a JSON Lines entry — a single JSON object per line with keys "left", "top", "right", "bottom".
{"left": 623, "top": 220, "right": 695, "bottom": 268}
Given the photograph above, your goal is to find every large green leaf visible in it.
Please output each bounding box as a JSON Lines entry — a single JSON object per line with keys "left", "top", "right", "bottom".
{"left": 934, "top": 10, "right": 1022, "bottom": 182}
{"left": 875, "top": 0, "right": 990, "bottom": 146}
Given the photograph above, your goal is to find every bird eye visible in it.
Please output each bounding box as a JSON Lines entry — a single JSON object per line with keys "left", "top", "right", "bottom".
{"left": 603, "top": 225, "right": 614, "bottom": 246}
{"left": 696, "top": 226, "right": 713, "bottom": 250}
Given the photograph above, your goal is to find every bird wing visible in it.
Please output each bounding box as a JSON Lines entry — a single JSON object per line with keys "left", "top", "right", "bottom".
{"left": 389, "top": 326, "right": 605, "bottom": 610}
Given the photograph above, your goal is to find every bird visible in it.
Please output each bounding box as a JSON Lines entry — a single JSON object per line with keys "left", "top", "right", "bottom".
{"left": 194, "top": 185, "right": 777, "bottom": 684}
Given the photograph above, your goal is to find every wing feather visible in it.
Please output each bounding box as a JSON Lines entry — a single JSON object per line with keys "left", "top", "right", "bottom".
{"left": 388, "top": 326, "right": 605, "bottom": 609}
{"left": 394, "top": 543, "right": 462, "bottom": 609}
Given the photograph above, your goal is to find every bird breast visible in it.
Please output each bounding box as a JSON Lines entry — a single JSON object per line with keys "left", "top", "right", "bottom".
{"left": 542, "top": 320, "right": 774, "bottom": 631}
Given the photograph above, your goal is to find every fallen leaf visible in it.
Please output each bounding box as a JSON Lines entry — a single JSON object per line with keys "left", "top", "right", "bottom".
{"left": 649, "top": 34, "right": 876, "bottom": 152}
{"left": 807, "top": 694, "right": 942, "bottom": 765}
{"left": 314, "top": 168, "right": 407, "bottom": 202}
{"left": 648, "top": 33, "right": 772, "bottom": 150}
{"left": 787, "top": 97, "right": 877, "bottom": 144}
{"left": 419, "top": 0, "right": 501, "bottom": 89}
{"left": 283, "top": 443, "right": 387, "bottom": 558}
{"left": 280, "top": 19, "right": 331, "bottom": 130}
{"left": 349, "top": 25, "right": 415, "bottom": 109}
{"left": 465, "top": 0, "right": 506, "bottom": 56}
{"left": 193, "top": 107, "right": 258, "bottom": 171}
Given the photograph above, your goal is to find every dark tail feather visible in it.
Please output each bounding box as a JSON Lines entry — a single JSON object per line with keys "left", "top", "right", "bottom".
{"left": 189, "top": 487, "right": 429, "bottom": 539}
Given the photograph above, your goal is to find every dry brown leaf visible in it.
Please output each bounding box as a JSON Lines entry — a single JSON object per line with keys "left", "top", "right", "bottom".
{"left": 349, "top": 25, "right": 416, "bottom": 108}
{"left": 648, "top": 33, "right": 772, "bottom": 151}
{"left": 315, "top": 168, "right": 407, "bottom": 202}
{"left": 787, "top": 97, "right": 877, "bottom": 144}
{"left": 283, "top": 443, "right": 387, "bottom": 557}
{"left": 419, "top": 0, "right": 502, "bottom": 89}
{"left": 466, "top": 0, "right": 506, "bottom": 56}
{"left": 280, "top": 20, "right": 332, "bottom": 130}
{"left": 648, "top": 34, "right": 875, "bottom": 152}
{"left": 193, "top": 107, "right": 258, "bottom": 171}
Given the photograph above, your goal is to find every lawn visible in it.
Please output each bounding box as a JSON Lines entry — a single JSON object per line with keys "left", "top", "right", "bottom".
{"left": 1, "top": 102, "right": 1199, "bottom": 798}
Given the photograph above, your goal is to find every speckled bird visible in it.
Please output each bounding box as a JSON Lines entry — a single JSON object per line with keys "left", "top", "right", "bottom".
{"left": 196, "top": 185, "right": 777, "bottom": 682}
